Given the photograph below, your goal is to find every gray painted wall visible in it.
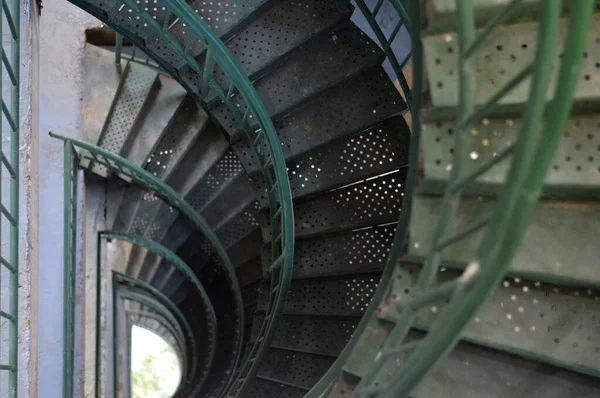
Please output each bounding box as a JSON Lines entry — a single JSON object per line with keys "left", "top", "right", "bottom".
{"left": 38, "top": 0, "right": 99, "bottom": 396}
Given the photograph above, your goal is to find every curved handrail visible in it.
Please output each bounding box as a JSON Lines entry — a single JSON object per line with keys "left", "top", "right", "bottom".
{"left": 114, "top": 275, "right": 199, "bottom": 395}
{"left": 348, "top": 0, "right": 593, "bottom": 396}
{"left": 306, "top": 1, "right": 420, "bottom": 396}
{"left": 49, "top": 132, "right": 244, "bottom": 333}
{"left": 100, "top": 231, "right": 217, "bottom": 392}
{"left": 62, "top": 0, "right": 297, "bottom": 389}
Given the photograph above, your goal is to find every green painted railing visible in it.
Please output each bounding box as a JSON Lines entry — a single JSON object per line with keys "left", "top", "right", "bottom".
{"left": 114, "top": 32, "right": 161, "bottom": 69}
{"left": 99, "top": 231, "right": 217, "bottom": 394}
{"left": 350, "top": 1, "right": 594, "bottom": 396}
{"left": 50, "top": 133, "right": 239, "bottom": 397}
{"left": 307, "top": 1, "right": 419, "bottom": 396}
{"left": 62, "top": 141, "right": 79, "bottom": 398}
{"left": 66, "top": 0, "right": 296, "bottom": 391}
{"left": 0, "top": 0, "right": 20, "bottom": 394}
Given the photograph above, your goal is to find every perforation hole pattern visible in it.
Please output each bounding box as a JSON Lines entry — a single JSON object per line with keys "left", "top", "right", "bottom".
{"left": 387, "top": 265, "right": 600, "bottom": 373}
{"left": 146, "top": 203, "right": 178, "bottom": 241}
{"left": 212, "top": 22, "right": 384, "bottom": 132}
{"left": 262, "top": 275, "right": 380, "bottom": 316}
{"left": 130, "top": 192, "right": 161, "bottom": 235}
{"left": 258, "top": 348, "right": 335, "bottom": 389}
{"left": 252, "top": 313, "right": 358, "bottom": 356}
{"left": 246, "top": 379, "right": 305, "bottom": 398}
{"left": 425, "top": 19, "right": 600, "bottom": 109}
{"left": 234, "top": 67, "right": 405, "bottom": 169}
{"left": 425, "top": 116, "right": 600, "bottom": 190}
{"left": 144, "top": 99, "right": 201, "bottom": 179}
{"left": 116, "top": 0, "right": 177, "bottom": 38}
{"left": 216, "top": 201, "right": 260, "bottom": 247}
{"left": 207, "top": 0, "right": 351, "bottom": 92}
{"left": 185, "top": 150, "right": 245, "bottom": 211}
{"left": 294, "top": 225, "right": 396, "bottom": 279}
{"left": 99, "top": 68, "right": 156, "bottom": 153}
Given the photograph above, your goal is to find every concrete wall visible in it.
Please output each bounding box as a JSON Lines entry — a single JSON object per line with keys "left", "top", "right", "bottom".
{"left": 38, "top": 0, "right": 99, "bottom": 396}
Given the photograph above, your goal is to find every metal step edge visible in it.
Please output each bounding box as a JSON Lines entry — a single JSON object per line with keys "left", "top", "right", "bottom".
{"left": 124, "top": 76, "right": 188, "bottom": 166}
{"left": 209, "top": 21, "right": 386, "bottom": 141}
{"left": 417, "top": 115, "right": 600, "bottom": 200}
{"left": 407, "top": 196, "right": 600, "bottom": 288}
{"left": 422, "top": 14, "right": 600, "bottom": 122}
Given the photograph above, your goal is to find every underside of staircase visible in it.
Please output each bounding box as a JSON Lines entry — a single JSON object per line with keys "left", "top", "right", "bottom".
{"left": 59, "top": 0, "right": 600, "bottom": 397}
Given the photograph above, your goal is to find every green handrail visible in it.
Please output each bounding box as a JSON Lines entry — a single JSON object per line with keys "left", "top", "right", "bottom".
{"left": 62, "top": 141, "right": 78, "bottom": 398}
{"left": 64, "top": 0, "right": 296, "bottom": 389}
{"left": 0, "top": 0, "right": 20, "bottom": 395}
{"left": 100, "top": 231, "right": 217, "bottom": 393}
{"left": 50, "top": 132, "right": 241, "bottom": 396}
{"left": 306, "top": 1, "right": 419, "bottom": 396}
{"left": 350, "top": 0, "right": 593, "bottom": 396}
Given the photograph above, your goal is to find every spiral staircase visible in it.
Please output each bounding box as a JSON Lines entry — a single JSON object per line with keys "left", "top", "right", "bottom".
{"left": 41, "top": 0, "right": 600, "bottom": 397}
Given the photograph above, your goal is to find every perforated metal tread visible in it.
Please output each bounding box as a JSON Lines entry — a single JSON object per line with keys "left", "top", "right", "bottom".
{"left": 143, "top": 96, "right": 209, "bottom": 180}
{"left": 233, "top": 66, "right": 406, "bottom": 175}
{"left": 286, "top": 224, "right": 396, "bottom": 279}
{"left": 381, "top": 265, "right": 600, "bottom": 378}
{"left": 419, "top": 115, "right": 600, "bottom": 199}
{"left": 201, "top": 174, "right": 256, "bottom": 228}
{"left": 184, "top": 262, "right": 242, "bottom": 398}
{"left": 110, "top": 184, "right": 145, "bottom": 232}
{"left": 249, "top": 116, "right": 411, "bottom": 208}
{"left": 82, "top": 45, "right": 127, "bottom": 145}
{"left": 97, "top": 63, "right": 159, "bottom": 155}
{"left": 257, "top": 347, "right": 335, "bottom": 390}
{"left": 246, "top": 377, "right": 306, "bottom": 398}
{"left": 252, "top": 313, "right": 358, "bottom": 357}
{"left": 334, "top": 332, "right": 600, "bottom": 398}
{"left": 104, "top": 175, "right": 130, "bottom": 230}
{"left": 423, "top": 15, "right": 600, "bottom": 120}
{"left": 184, "top": 149, "right": 246, "bottom": 213}
{"left": 216, "top": 200, "right": 261, "bottom": 248}
{"left": 163, "top": 0, "right": 272, "bottom": 71}
{"left": 408, "top": 196, "right": 600, "bottom": 286}
{"left": 261, "top": 170, "right": 406, "bottom": 241}
{"left": 258, "top": 273, "right": 380, "bottom": 317}
{"left": 123, "top": 77, "right": 187, "bottom": 166}
{"left": 129, "top": 191, "right": 163, "bottom": 235}
{"left": 236, "top": 258, "right": 263, "bottom": 288}
{"left": 179, "top": 0, "right": 354, "bottom": 105}
{"left": 210, "top": 20, "right": 385, "bottom": 137}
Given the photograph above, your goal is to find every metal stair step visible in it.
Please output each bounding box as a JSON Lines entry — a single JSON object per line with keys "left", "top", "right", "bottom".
{"left": 423, "top": 15, "right": 600, "bottom": 121}
{"left": 210, "top": 20, "right": 385, "bottom": 139}
{"left": 178, "top": 0, "right": 353, "bottom": 106}
{"left": 165, "top": 120, "right": 229, "bottom": 195}
{"left": 110, "top": 184, "right": 145, "bottom": 232}
{"left": 261, "top": 170, "right": 406, "bottom": 241}
{"left": 247, "top": 116, "right": 411, "bottom": 208}
{"left": 251, "top": 313, "right": 358, "bottom": 357}
{"left": 418, "top": 116, "right": 600, "bottom": 199}
{"left": 141, "top": 96, "right": 209, "bottom": 180}
{"left": 104, "top": 175, "right": 129, "bottom": 231}
{"left": 334, "top": 331, "right": 600, "bottom": 398}
{"left": 82, "top": 45, "right": 126, "bottom": 145}
{"left": 122, "top": 77, "right": 188, "bottom": 167}
{"left": 379, "top": 264, "right": 600, "bottom": 379}
{"left": 97, "top": 63, "right": 160, "bottom": 156}
{"left": 281, "top": 224, "right": 397, "bottom": 280}
{"left": 258, "top": 273, "right": 381, "bottom": 317}
{"left": 233, "top": 66, "right": 406, "bottom": 179}
{"left": 162, "top": 0, "right": 272, "bottom": 71}
{"left": 246, "top": 377, "right": 306, "bottom": 398}
{"left": 257, "top": 347, "right": 335, "bottom": 391}
{"left": 407, "top": 196, "right": 600, "bottom": 286}
{"left": 422, "top": 0, "right": 592, "bottom": 36}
